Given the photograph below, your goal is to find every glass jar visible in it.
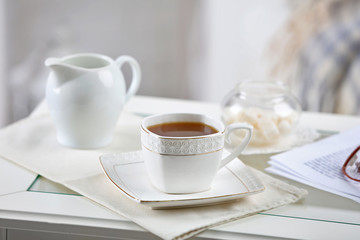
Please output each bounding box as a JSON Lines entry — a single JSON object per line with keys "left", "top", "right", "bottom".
{"left": 221, "top": 81, "right": 302, "bottom": 147}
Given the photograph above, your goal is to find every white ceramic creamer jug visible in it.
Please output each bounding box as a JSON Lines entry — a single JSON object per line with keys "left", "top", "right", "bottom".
{"left": 45, "top": 53, "right": 141, "bottom": 149}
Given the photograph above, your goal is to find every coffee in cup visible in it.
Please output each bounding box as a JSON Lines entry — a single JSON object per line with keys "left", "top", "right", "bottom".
{"left": 147, "top": 121, "right": 218, "bottom": 137}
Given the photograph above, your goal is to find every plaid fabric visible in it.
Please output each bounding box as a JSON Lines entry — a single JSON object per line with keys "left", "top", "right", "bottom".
{"left": 295, "top": 1, "right": 360, "bottom": 115}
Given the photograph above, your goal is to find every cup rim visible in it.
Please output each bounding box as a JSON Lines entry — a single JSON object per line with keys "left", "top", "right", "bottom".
{"left": 141, "top": 113, "right": 225, "bottom": 140}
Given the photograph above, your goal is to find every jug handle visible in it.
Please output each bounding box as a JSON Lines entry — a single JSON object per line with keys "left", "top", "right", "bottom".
{"left": 116, "top": 56, "right": 142, "bottom": 102}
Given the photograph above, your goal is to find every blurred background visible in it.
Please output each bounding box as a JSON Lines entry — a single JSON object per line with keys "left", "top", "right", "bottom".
{"left": 0, "top": 0, "right": 359, "bottom": 127}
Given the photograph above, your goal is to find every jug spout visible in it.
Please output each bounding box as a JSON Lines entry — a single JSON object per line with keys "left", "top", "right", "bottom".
{"left": 45, "top": 57, "right": 62, "bottom": 67}
{"left": 45, "top": 57, "right": 84, "bottom": 87}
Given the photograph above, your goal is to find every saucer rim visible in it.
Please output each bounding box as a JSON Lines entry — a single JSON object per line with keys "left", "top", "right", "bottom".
{"left": 99, "top": 151, "right": 265, "bottom": 207}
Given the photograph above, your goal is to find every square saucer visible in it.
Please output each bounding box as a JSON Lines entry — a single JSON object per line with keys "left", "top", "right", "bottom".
{"left": 99, "top": 151, "right": 265, "bottom": 209}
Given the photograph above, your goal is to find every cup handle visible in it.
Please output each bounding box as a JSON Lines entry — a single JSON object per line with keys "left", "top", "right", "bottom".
{"left": 116, "top": 55, "right": 142, "bottom": 102}
{"left": 218, "top": 123, "right": 253, "bottom": 169}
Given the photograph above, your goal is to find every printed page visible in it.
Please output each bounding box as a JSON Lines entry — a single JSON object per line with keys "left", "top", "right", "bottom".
{"left": 267, "top": 126, "right": 360, "bottom": 200}
{"left": 266, "top": 163, "right": 360, "bottom": 203}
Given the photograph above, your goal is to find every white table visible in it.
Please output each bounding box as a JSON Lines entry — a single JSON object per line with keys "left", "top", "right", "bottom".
{"left": 1, "top": 96, "right": 359, "bottom": 240}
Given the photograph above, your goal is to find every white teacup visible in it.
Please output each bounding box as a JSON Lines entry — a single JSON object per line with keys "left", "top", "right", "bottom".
{"left": 141, "top": 113, "right": 253, "bottom": 194}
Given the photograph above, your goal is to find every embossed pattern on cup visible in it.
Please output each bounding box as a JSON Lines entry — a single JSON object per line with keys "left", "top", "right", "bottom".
{"left": 141, "top": 130, "right": 224, "bottom": 155}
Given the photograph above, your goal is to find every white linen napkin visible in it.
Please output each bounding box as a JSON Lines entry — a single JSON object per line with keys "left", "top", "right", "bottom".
{"left": 0, "top": 111, "right": 307, "bottom": 240}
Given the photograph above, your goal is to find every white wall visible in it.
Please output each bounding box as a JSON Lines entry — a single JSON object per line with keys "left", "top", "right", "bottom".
{"left": 2, "top": 0, "right": 292, "bottom": 126}
{"left": 6, "top": 0, "right": 194, "bottom": 123}
{"left": 0, "top": 0, "right": 9, "bottom": 126}
{"left": 185, "top": 0, "right": 290, "bottom": 102}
